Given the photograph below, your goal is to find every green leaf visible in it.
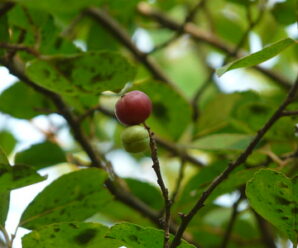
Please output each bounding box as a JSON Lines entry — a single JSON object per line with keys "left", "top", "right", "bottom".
{"left": 132, "top": 80, "right": 192, "bottom": 140}
{"left": 191, "top": 133, "right": 253, "bottom": 151}
{"left": 0, "top": 164, "right": 46, "bottom": 191}
{"left": 226, "top": 0, "right": 251, "bottom": 6}
{"left": 0, "top": 15, "right": 9, "bottom": 56}
{"left": 26, "top": 52, "right": 136, "bottom": 96}
{"left": 246, "top": 169, "right": 298, "bottom": 244}
{"left": 0, "top": 82, "right": 54, "bottom": 119}
{"left": 0, "top": 146, "right": 9, "bottom": 165}
{"left": 196, "top": 93, "right": 241, "bottom": 136}
{"left": 22, "top": 222, "right": 120, "bottom": 248}
{"left": 125, "top": 178, "right": 163, "bottom": 210}
{"left": 87, "top": 23, "right": 118, "bottom": 52}
{"left": 20, "top": 168, "right": 112, "bottom": 229}
{"left": 107, "top": 223, "right": 196, "bottom": 248}
{"left": 272, "top": 0, "right": 296, "bottom": 26}
{"left": 15, "top": 141, "right": 66, "bottom": 170}
{"left": 217, "top": 38, "right": 296, "bottom": 76}
{"left": 15, "top": 0, "right": 103, "bottom": 14}
{"left": 0, "top": 131, "right": 16, "bottom": 156}
{"left": 0, "top": 191, "right": 10, "bottom": 227}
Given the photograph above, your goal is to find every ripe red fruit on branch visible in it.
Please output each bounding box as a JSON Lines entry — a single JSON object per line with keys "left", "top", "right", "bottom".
{"left": 115, "top": 90, "right": 152, "bottom": 125}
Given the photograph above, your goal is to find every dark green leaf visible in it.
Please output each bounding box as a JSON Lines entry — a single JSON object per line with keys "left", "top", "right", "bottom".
{"left": 226, "top": 0, "right": 251, "bottom": 6}
{"left": 15, "top": 0, "right": 103, "bottom": 13}
{"left": 0, "top": 131, "right": 16, "bottom": 156}
{"left": 87, "top": 23, "right": 118, "bottom": 52}
{"left": 15, "top": 141, "right": 66, "bottom": 170}
{"left": 20, "top": 168, "right": 112, "bottom": 229}
{"left": 125, "top": 178, "right": 163, "bottom": 210}
{"left": 22, "top": 222, "right": 120, "bottom": 248}
{"left": 0, "top": 147, "right": 10, "bottom": 227}
{"left": 107, "top": 222, "right": 196, "bottom": 248}
{"left": 26, "top": 52, "right": 136, "bottom": 96}
{"left": 0, "top": 15, "right": 9, "bottom": 56}
{"left": 0, "top": 191, "right": 10, "bottom": 227}
{"left": 246, "top": 169, "right": 298, "bottom": 244}
{"left": 217, "top": 38, "right": 296, "bottom": 76}
{"left": 0, "top": 147, "right": 9, "bottom": 165}
{"left": 132, "top": 80, "right": 192, "bottom": 140}
{"left": 272, "top": 0, "right": 296, "bottom": 26}
{"left": 0, "top": 82, "right": 54, "bottom": 119}
{"left": 0, "top": 164, "right": 46, "bottom": 191}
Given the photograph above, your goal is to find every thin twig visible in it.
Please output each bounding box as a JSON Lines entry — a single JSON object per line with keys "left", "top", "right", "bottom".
{"left": 169, "top": 76, "right": 298, "bottom": 247}
{"left": 143, "top": 123, "right": 171, "bottom": 248}
{"left": 0, "top": 43, "right": 40, "bottom": 57}
{"left": 281, "top": 110, "right": 298, "bottom": 116}
{"left": 220, "top": 190, "right": 244, "bottom": 248}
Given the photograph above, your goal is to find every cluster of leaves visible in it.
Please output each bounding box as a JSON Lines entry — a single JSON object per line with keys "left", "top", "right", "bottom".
{"left": 0, "top": 0, "right": 297, "bottom": 247}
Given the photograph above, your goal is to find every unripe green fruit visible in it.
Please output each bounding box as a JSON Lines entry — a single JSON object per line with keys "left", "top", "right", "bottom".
{"left": 121, "top": 125, "right": 149, "bottom": 153}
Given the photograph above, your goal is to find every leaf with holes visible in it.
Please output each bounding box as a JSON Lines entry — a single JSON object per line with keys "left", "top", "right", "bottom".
{"left": 22, "top": 222, "right": 121, "bottom": 248}
{"left": 26, "top": 52, "right": 136, "bottom": 96}
{"left": 20, "top": 168, "right": 112, "bottom": 229}
{"left": 217, "top": 38, "right": 296, "bottom": 76}
{"left": 246, "top": 169, "right": 298, "bottom": 245}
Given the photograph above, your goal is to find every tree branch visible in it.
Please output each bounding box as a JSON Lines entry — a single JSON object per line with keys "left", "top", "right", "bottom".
{"left": 0, "top": 57, "right": 104, "bottom": 169}
{"left": 144, "top": 123, "right": 172, "bottom": 248}
{"left": 0, "top": 43, "right": 40, "bottom": 57}
{"left": 169, "top": 75, "right": 298, "bottom": 247}
{"left": 137, "top": 3, "right": 292, "bottom": 90}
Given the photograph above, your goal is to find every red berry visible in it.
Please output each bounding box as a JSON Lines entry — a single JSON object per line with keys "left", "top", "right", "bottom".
{"left": 115, "top": 90, "right": 152, "bottom": 125}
